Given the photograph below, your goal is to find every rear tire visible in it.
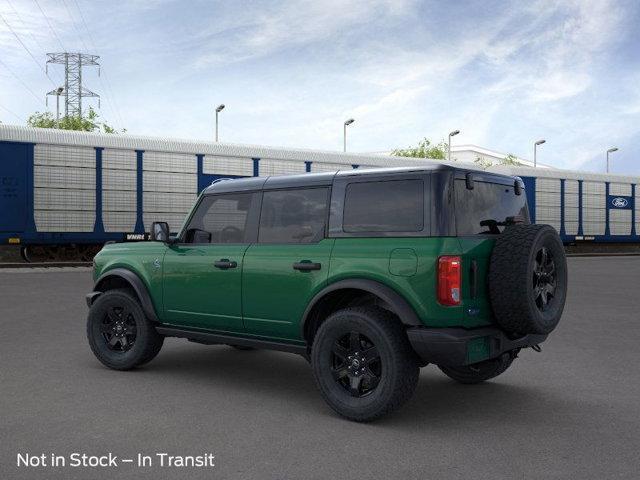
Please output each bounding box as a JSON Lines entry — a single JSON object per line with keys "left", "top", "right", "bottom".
{"left": 87, "top": 289, "right": 164, "bottom": 370}
{"left": 438, "top": 351, "right": 516, "bottom": 384}
{"left": 311, "top": 306, "right": 419, "bottom": 422}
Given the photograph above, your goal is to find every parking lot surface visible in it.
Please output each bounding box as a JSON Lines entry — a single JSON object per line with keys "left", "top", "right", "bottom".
{"left": 1, "top": 257, "right": 640, "bottom": 479}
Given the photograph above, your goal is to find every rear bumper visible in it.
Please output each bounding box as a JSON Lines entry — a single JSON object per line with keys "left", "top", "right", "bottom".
{"left": 406, "top": 326, "right": 547, "bottom": 367}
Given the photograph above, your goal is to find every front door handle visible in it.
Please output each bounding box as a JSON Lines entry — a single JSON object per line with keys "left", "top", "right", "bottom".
{"left": 293, "top": 261, "right": 321, "bottom": 271}
{"left": 214, "top": 259, "right": 237, "bottom": 269}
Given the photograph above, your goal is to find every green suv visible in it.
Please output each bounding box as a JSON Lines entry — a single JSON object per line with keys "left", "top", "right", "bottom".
{"left": 86, "top": 166, "right": 567, "bottom": 421}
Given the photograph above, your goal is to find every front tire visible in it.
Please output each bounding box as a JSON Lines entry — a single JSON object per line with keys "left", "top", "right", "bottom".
{"left": 87, "top": 289, "right": 164, "bottom": 370}
{"left": 311, "top": 306, "right": 419, "bottom": 422}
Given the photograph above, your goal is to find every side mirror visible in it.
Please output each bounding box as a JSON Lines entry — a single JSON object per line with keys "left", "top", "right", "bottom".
{"left": 151, "top": 221, "right": 170, "bottom": 242}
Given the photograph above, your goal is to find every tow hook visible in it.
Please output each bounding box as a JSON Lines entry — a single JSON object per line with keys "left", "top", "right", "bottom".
{"left": 530, "top": 344, "right": 542, "bottom": 353}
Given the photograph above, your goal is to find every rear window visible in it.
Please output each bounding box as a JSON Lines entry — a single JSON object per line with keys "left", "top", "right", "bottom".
{"left": 343, "top": 179, "right": 424, "bottom": 233}
{"left": 455, "top": 180, "right": 529, "bottom": 235}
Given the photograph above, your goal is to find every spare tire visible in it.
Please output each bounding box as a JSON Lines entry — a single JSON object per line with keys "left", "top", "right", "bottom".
{"left": 489, "top": 224, "right": 567, "bottom": 335}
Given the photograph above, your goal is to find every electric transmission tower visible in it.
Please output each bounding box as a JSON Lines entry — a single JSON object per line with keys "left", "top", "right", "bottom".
{"left": 46, "top": 53, "right": 100, "bottom": 118}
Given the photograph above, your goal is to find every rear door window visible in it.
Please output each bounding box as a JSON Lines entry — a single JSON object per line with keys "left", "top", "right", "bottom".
{"left": 343, "top": 179, "right": 424, "bottom": 233}
{"left": 258, "top": 188, "right": 329, "bottom": 243}
{"left": 455, "top": 180, "right": 529, "bottom": 235}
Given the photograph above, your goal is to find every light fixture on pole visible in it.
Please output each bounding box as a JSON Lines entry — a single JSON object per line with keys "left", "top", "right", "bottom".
{"left": 55, "top": 87, "right": 64, "bottom": 127}
{"left": 448, "top": 130, "right": 460, "bottom": 162}
{"left": 606, "top": 147, "right": 618, "bottom": 173}
{"left": 215, "top": 104, "right": 225, "bottom": 142}
{"left": 343, "top": 118, "right": 355, "bottom": 152}
{"left": 45, "top": 86, "right": 65, "bottom": 127}
{"left": 534, "top": 139, "right": 546, "bottom": 167}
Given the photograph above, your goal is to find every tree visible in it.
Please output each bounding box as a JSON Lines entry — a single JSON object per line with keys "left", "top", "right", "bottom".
{"left": 474, "top": 156, "right": 494, "bottom": 169}
{"left": 474, "top": 152, "right": 523, "bottom": 169}
{"left": 27, "top": 107, "right": 124, "bottom": 133}
{"left": 502, "top": 153, "right": 522, "bottom": 166}
{"left": 391, "top": 138, "right": 449, "bottom": 160}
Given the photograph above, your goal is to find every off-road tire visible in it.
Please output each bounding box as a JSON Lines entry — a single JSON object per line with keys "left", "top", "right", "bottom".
{"left": 311, "top": 306, "right": 419, "bottom": 422}
{"left": 489, "top": 224, "right": 567, "bottom": 335}
{"left": 438, "top": 351, "right": 516, "bottom": 384}
{"left": 87, "top": 289, "right": 164, "bottom": 370}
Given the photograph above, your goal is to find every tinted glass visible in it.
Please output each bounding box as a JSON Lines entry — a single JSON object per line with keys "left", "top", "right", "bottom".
{"left": 259, "top": 188, "right": 328, "bottom": 243}
{"left": 343, "top": 179, "right": 424, "bottom": 232}
{"left": 185, "top": 193, "right": 254, "bottom": 243}
{"left": 455, "top": 180, "right": 529, "bottom": 235}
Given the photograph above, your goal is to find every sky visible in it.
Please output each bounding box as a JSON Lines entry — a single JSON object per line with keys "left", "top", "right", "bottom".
{"left": 1, "top": 0, "right": 639, "bottom": 174}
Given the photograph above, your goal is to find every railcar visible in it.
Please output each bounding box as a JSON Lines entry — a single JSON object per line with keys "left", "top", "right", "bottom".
{"left": 1, "top": 125, "right": 638, "bottom": 260}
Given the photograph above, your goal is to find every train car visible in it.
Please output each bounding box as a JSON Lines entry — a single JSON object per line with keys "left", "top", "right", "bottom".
{"left": 0, "top": 125, "right": 429, "bottom": 261}
{"left": 489, "top": 165, "right": 640, "bottom": 244}
{"left": 2, "top": 124, "right": 639, "bottom": 261}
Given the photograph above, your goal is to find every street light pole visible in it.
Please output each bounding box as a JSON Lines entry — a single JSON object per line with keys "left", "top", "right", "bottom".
{"left": 606, "top": 147, "right": 618, "bottom": 173}
{"left": 55, "top": 87, "right": 63, "bottom": 127}
{"left": 448, "top": 130, "right": 460, "bottom": 162}
{"left": 534, "top": 139, "right": 546, "bottom": 167}
{"left": 215, "top": 104, "right": 225, "bottom": 142}
{"left": 343, "top": 118, "right": 355, "bottom": 152}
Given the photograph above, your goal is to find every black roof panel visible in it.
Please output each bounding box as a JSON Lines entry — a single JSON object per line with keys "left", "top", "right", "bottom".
{"left": 202, "top": 164, "right": 517, "bottom": 194}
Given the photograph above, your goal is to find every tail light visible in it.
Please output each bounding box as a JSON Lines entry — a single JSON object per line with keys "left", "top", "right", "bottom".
{"left": 437, "top": 256, "right": 461, "bottom": 306}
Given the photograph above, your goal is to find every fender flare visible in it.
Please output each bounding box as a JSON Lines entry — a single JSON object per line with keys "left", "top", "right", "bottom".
{"left": 300, "top": 278, "right": 422, "bottom": 338}
{"left": 91, "top": 268, "right": 159, "bottom": 322}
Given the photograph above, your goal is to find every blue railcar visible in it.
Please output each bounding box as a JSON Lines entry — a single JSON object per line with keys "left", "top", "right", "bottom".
{"left": 488, "top": 165, "right": 640, "bottom": 244}
{"left": 0, "top": 125, "right": 409, "bottom": 260}
{"left": 1, "top": 125, "right": 638, "bottom": 260}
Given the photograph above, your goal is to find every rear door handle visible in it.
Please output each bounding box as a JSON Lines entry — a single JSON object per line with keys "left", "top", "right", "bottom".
{"left": 293, "top": 261, "right": 321, "bottom": 271}
{"left": 214, "top": 259, "right": 237, "bottom": 269}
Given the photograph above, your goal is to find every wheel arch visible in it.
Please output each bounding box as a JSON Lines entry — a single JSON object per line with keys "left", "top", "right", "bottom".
{"left": 92, "top": 268, "right": 159, "bottom": 322}
{"left": 301, "top": 278, "right": 422, "bottom": 343}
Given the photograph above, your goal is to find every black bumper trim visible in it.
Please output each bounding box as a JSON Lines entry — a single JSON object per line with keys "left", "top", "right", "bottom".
{"left": 406, "top": 326, "right": 547, "bottom": 367}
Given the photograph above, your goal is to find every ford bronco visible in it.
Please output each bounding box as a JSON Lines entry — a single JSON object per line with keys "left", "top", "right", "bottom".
{"left": 86, "top": 166, "right": 567, "bottom": 421}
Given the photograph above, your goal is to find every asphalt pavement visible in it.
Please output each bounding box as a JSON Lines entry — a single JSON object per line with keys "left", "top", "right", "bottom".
{"left": 1, "top": 257, "right": 640, "bottom": 479}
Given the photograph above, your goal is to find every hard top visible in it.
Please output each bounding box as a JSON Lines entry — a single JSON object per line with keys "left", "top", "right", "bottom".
{"left": 202, "top": 165, "right": 521, "bottom": 194}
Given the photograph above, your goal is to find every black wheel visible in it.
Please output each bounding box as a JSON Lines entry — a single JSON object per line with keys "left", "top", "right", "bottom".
{"left": 311, "top": 306, "right": 419, "bottom": 422}
{"left": 438, "top": 351, "right": 516, "bottom": 384}
{"left": 87, "top": 289, "right": 164, "bottom": 370}
{"left": 489, "top": 224, "right": 567, "bottom": 335}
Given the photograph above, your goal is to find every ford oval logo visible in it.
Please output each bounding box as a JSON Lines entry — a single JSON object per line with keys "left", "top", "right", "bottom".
{"left": 611, "top": 197, "right": 629, "bottom": 208}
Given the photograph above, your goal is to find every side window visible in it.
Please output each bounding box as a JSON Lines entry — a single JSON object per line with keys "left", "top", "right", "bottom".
{"left": 343, "top": 179, "right": 424, "bottom": 233}
{"left": 184, "top": 193, "right": 254, "bottom": 244}
{"left": 258, "top": 188, "right": 328, "bottom": 243}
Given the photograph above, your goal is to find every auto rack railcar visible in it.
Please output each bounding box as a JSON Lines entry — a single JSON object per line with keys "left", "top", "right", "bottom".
{"left": 489, "top": 165, "right": 640, "bottom": 244}
{"left": 0, "top": 125, "right": 425, "bottom": 260}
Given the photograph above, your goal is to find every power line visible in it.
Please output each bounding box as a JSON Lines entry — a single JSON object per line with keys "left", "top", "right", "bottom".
{"left": 33, "top": 0, "right": 66, "bottom": 52}
{"left": 60, "top": 0, "right": 90, "bottom": 52}
{"left": 69, "top": 0, "right": 125, "bottom": 128}
{"left": 5, "top": 0, "right": 65, "bottom": 85}
{"left": 0, "top": 57, "right": 46, "bottom": 105}
{"left": 0, "top": 102, "right": 24, "bottom": 122}
{"left": 0, "top": 12, "right": 57, "bottom": 88}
